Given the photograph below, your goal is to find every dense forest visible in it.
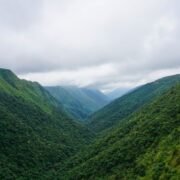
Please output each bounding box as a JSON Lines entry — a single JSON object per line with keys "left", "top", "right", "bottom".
{"left": 88, "top": 75, "right": 180, "bottom": 133}
{"left": 56, "top": 84, "right": 180, "bottom": 180}
{"left": 0, "top": 69, "right": 93, "bottom": 179}
{"left": 0, "top": 68, "right": 179, "bottom": 179}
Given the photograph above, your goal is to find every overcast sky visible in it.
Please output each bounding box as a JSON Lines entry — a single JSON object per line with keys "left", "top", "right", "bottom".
{"left": 0, "top": 0, "right": 180, "bottom": 92}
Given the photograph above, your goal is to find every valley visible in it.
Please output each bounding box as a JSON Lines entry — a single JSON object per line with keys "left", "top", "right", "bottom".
{"left": 0, "top": 68, "right": 179, "bottom": 179}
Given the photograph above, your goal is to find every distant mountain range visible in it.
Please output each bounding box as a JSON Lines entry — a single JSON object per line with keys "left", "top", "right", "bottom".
{"left": 45, "top": 86, "right": 110, "bottom": 120}
{"left": 0, "top": 68, "right": 179, "bottom": 179}
{"left": 106, "top": 87, "right": 131, "bottom": 100}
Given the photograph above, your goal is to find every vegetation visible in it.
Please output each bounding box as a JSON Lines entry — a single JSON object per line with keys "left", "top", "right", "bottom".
{"left": 46, "top": 86, "right": 109, "bottom": 120}
{"left": 88, "top": 74, "right": 180, "bottom": 133}
{"left": 0, "top": 69, "right": 93, "bottom": 179}
{"left": 56, "top": 84, "right": 180, "bottom": 180}
{"left": 0, "top": 68, "right": 179, "bottom": 179}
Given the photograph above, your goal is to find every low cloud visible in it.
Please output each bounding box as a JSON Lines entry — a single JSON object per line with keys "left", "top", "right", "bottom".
{"left": 0, "top": 0, "right": 180, "bottom": 91}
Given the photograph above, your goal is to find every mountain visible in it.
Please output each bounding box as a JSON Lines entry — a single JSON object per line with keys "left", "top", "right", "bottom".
{"left": 1, "top": 69, "right": 179, "bottom": 179}
{"left": 106, "top": 87, "right": 130, "bottom": 100}
{"left": 88, "top": 74, "right": 180, "bottom": 133}
{"left": 57, "top": 84, "right": 180, "bottom": 179}
{"left": 0, "top": 68, "right": 93, "bottom": 179}
{"left": 45, "top": 86, "right": 110, "bottom": 120}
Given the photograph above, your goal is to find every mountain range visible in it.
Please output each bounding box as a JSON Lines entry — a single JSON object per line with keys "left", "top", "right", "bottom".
{"left": 0, "top": 68, "right": 179, "bottom": 179}
{"left": 106, "top": 87, "right": 131, "bottom": 100}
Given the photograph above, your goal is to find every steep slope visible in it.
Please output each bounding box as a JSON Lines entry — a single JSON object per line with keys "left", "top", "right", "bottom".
{"left": 0, "top": 68, "right": 93, "bottom": 179}
{"left": 58, "top": 84, "right": 180, "bottom": 180}
{"left": 88, "top": 74, "right": 180, "bottom": 133}
{"left": 46, "top": 86, "right": 109, "bottom": 120}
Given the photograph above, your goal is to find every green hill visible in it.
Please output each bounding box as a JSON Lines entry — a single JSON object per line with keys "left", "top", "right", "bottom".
{"left": 58, "top": 84, "right": 180, "bottom": 180}
{"left": 88, "top": 74, "right": 180, "bottom": 133}
{"left": 46, "top": 86, "right": 109, "bottom": 120}
{"left": 1, "top": 69, "right": 179, "bottom": 179}
{"left": 0, "top": 68, "right": 93, "bottom": 179}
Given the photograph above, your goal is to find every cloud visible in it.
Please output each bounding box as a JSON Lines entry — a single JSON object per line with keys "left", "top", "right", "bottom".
{"left": 19, "top": 63, "right": 117, "bottom": 87}
{"left": 0, "top": 0, "right": 180, "bottom": 91}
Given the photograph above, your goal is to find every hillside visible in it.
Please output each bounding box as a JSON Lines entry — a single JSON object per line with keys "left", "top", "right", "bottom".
{"left": 88, "top": 74, "right": 180, "bottom": 133}
{"left": 58, "top": 84, "right": 180, "bottom": 180}
{"left": 0, "top": 68, "right": 93, "bottom": 179}
{"left": 46, "top": 86, "right": 109, "bottom": 120}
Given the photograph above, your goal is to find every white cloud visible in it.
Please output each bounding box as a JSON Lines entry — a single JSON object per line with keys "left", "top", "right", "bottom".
{"left": 19, "top": 63, "right": 118, "bottom": 87}
{"left": 0, "top": 0, "right": 179, "bottom": 90}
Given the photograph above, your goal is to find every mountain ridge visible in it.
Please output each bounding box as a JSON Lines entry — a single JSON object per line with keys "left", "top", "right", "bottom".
{"left": 0, "top": 68, "right": 93, "bottom": 179}
{"left": 0, "top": 68, "right": 179, "bottom": 179}
{"left": 88, "top": 74, "right": 180, "bottom": 133}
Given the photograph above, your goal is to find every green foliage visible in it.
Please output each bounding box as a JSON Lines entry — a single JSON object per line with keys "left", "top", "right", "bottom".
{"left": 88, "top": 74, "right": 180, "bottom": 133}
{"left": 0, "top": 69, "right": 93, "bottom": 179}
{"left": 55, "top": 84, "right": 180, "bottom": 180}
{"left": 0, "top": 68, "right": 179, "bottom": 180}
{"left": 46, "top": 86, "right": 109, "bottom": 121}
